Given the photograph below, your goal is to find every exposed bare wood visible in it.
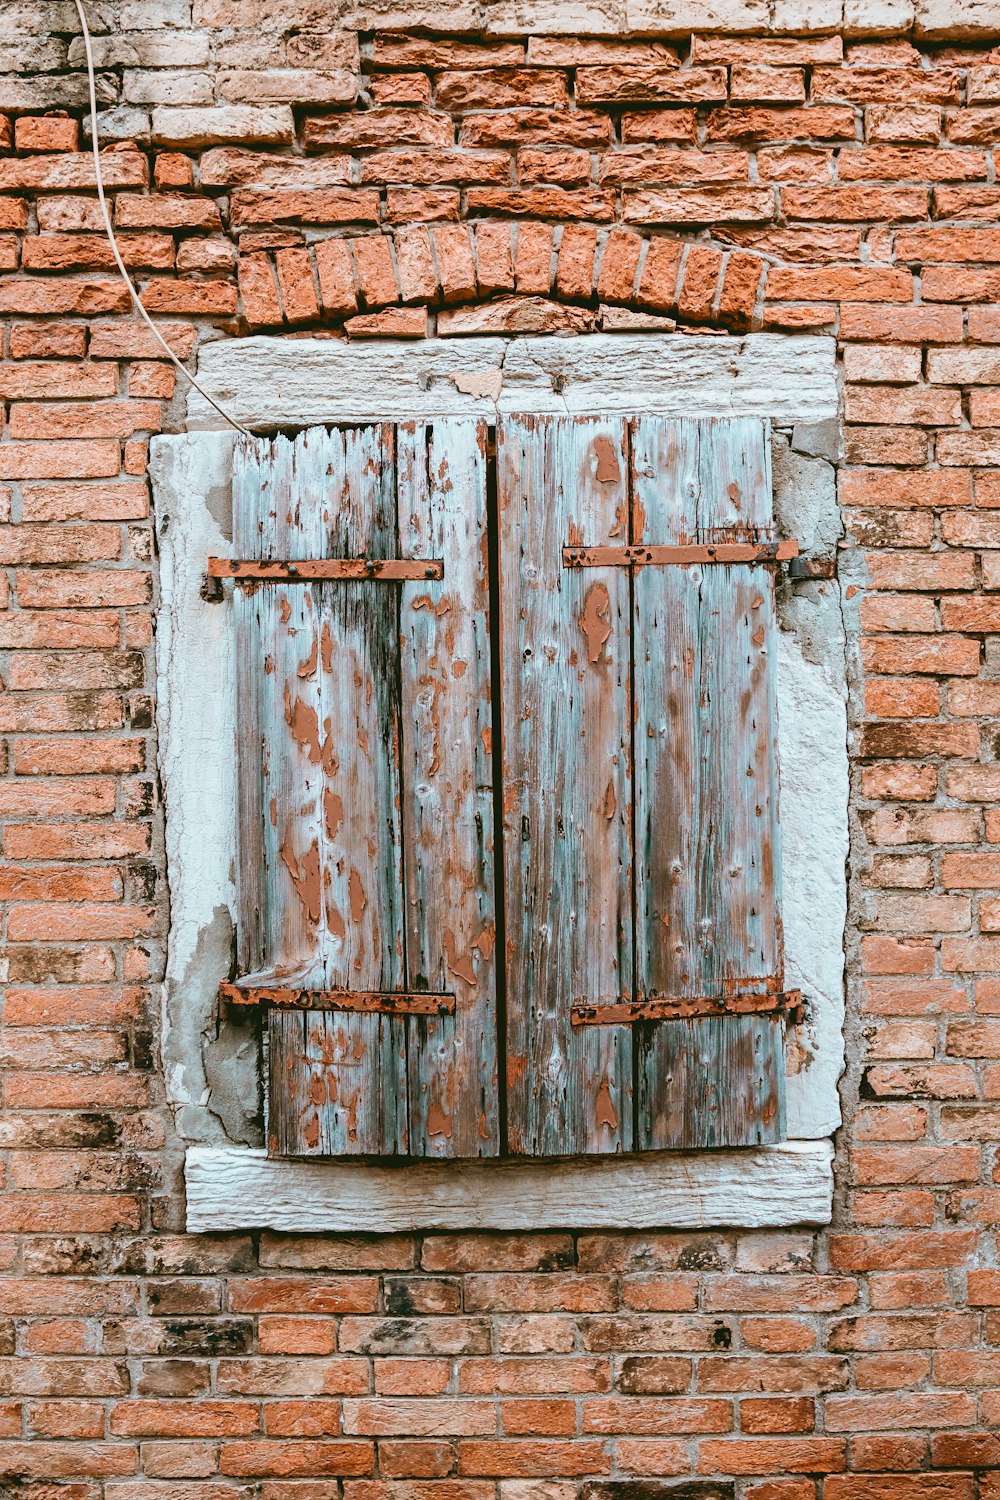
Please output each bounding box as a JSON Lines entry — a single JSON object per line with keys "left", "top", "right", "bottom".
{"left": 233, "top": 422, "right": 497, "bottom": 1160}
{"left": 396, "top": 419, "right": 499, "bottom": 1158}
{"left": 219, "top": 982, "right": 455, "bottom": 1015}
{"left": 499, "top": 414, "right": 633, "bottom": 1156}
{"left": 234, "top": 425, "right": 408, "bottom": 1158}
{"left": 207, "top": 557, "right": 443, "bottom": 582}
{"left": 562, "top": 541, "right": 799, "bottom": 568}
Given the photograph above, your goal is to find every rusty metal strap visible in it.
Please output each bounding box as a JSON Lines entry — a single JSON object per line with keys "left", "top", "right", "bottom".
{"left": 571, "top": 989, "right": 803, "bottom": 1025}
{"left": 207, "top": 558, "right": 444, "bottom": 582}
{"left": 562, "top": 541, "right": 799, "bottom": 569}
{"left": 220, "top": 981, "right": 455, "bottom": 1016}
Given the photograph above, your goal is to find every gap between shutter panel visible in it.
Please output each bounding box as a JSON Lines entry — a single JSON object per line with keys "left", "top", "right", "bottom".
{"left": 231, "top": 423, "right": 498, "bottom": 1159}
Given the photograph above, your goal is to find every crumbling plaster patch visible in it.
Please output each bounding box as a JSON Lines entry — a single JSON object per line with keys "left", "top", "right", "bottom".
{"left": 153, "top": 331, "right": 846, "bottom": 1226}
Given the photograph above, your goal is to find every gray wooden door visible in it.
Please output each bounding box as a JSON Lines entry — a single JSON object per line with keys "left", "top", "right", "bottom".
{"left": 498, "top": 415, "right": 786, "bottom": 1153}
{"left": 231, "top": 422, "right": 498, "bottom": 1158}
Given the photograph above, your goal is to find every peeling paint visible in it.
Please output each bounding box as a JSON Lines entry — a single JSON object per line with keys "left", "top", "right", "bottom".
{"left": 579, "top": 581, "right": 612, "bottom": 665}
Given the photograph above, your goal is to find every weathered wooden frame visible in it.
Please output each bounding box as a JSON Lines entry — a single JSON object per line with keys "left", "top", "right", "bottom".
{"left": 154, "top": 331, "right": 846, "bottom": 1230}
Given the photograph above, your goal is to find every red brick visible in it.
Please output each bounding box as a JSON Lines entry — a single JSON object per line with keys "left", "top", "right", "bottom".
{"left": 461, "top": 110, "right": 611, "bottom": 149}
{"left": 263, "top": 1396, "right": 343, "bottom": 1432}
{"left": 474, "top": 222, "right": 514, "bottom": 297}
{"left": 238, "top": 251, "right": 283, "bottom": 327}
{"left": 433, "top": 225, "right": 477, "bottom": 302}
{"left": 840, "top": 470, "right": 970, "bottom": 509}
{"left": 741, "top": 1396, "right": 815, "bottom": 1433}
{"left": 706, "top": 106, "right": 855, "bottom": 143}
{"left": 520, "top": 147, "right": 592, "bottom": 185}
{"left": 717, "top": 251, "right": 763, "bottom": 329}
{"left": 396, "top": 226, "right": 440, "bottom": 302}
{"left": 436, "top": 70, "right": 569, "bottom": 111}
{"left": 22, "top": 233, "right": 174, "bottom": 273}
{"left": 457, "top": 1439, "right": 611, "bottom": 1476}
{"left": 697, "top": 1437, "right": 846, "bottom": 1473}
{"left": 636, "top": 237, "right": 683, "bottom": 313}
{"left": 0, "top": 445, "right": 121, "bottom": 482}
{"left": 0, "top": 278, "right": 131, "bottom": 316}
{"left": 502, "top": 1398, "right": 577, "bottom": 1435}
{"left": 514, "top": 222, "right": 554, "bottom": 294}
{"left": 466, "top": 187, "right": 615, "bottom": 220}
{"left": 555, "top": 225, "right": 598, "bottom": 300}
{"left": 9, "top": 401, "right": 161, "bottom": 441}
{"left": 230, "top": 190, "right": 381, "bottom": 229}
{"left": 314, "top": 237, "right": 359, "bottom": 318}
{"left": 352, "top": 236, "right": 400, "bottom": 310}
{"left": 220, "top": 1440, "right": 375, "bottom": 1476}
{"left": 825, "top": 1479, "right": 973, "bottom": 1500}
{"left": 731, "top": 65, "right": 805, "bottom": 103}
{"left": 839, "top": 305, "right": 964, "bottom": 342}
{"left": 677, "top": 245, "right": 724, "bottom": 321}
{"left": 867, "top": 105, "right": 941, "bottom": 142}
{"left": 140, "top": 280, "right": 238, "bottom": 316}
{"left": 88, "top": 321, "right": 197, "bottom": 361}
{"left": 345, "top": 307, "right": 428, "bottom": 338}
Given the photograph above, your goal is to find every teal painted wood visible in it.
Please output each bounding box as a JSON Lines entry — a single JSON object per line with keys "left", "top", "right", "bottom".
{"left": 397, "top": 420, "right": 498, "bottom": 1157}
{"left": 499, "top": 414, "right": 634, "bottom": 1156}
{"left": 234, "top": 426, "right": 406, "bottom": 1156}
{"left": 232, "top": 423, "right": 496, "bottom": 1158}
{"left": 630, "top": 416, "right": 785, "bottom": 1149}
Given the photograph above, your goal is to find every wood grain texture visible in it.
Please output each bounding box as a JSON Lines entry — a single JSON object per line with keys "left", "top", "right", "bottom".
{"left": 234, "top": 426, "right": 407, "bottom": 1156}
{"left": 397, "top": 420, "right": 498, "bottom": 1158}
{"left": 499, "top": 415, "right": 785, "bottom": 1155}
{"left": 630, "top": 416, "right": 785, "bottom": 1149}
{"left": 499, "top": 415, "right": 633, "bottom": 1157}
{"left": 232, "top": 422, "right": 496, "bottom": 1159}
{"left": 186, "top": 1140, "right": 834, "bottom": 1233}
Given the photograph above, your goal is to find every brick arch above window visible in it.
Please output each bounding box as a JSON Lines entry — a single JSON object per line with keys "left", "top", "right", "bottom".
{"left": 236, "top": 222, "right": 775, "bottom": 339}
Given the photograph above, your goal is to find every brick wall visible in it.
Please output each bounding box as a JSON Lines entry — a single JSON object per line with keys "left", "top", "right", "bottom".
{"left": 2, "top": 3, "right": 1000, "bottom": 1495}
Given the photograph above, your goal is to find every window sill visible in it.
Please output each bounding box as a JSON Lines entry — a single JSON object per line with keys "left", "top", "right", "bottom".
{"left": 185, "top": 1139, "right": 833, "bottom": 1233}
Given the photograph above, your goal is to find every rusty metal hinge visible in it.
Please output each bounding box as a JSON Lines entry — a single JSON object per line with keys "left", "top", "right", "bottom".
{"left": 220, "top": 981, "right": 455, "bottom": 1017}
{"left": 571, "top": 988, "right": 803, "bottom": 1026}
{"left": 206, "top": 557, "right": 444, "bottom": 583}
{"left": 562, "top": 541, "right": 800, "bottom": 569}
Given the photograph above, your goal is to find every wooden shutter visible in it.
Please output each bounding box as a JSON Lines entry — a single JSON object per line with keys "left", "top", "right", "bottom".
{"left": 231, "top": 422, "right": 498, "bottom": 1159}
{"left": 498, "top": 414, "right": 786, "bottom": 1154}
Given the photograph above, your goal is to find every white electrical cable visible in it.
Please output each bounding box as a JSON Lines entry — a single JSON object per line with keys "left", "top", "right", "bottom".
{"left": 73, "top": 0, "right": 252, "bottom": 436}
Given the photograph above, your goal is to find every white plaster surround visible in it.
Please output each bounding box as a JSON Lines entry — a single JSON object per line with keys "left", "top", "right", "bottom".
{"left": 152, "top": 331, "right": 847, "bottom": 1233}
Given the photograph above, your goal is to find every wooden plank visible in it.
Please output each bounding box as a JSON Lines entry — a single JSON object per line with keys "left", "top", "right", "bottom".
{"left": 630, "top": 417, "right": 785, "bottom": 1149}
{"left": 499, "top": 414, "right": 633, "bottom": 1156}
{"left": 234, "top": 426, "right": 408, "bottom": 1157}
{"left": 233, "top": 421, "right": 496, "bottom": 1159}
{"left": 561, "top": 541, "right": 798, "bottom": 568}
{"left": 208, "top": 557, "right": 443, "bottom": 582}
{"left": 397, "top": 419, "right": 499, "bottom": 1158}
{"left": 186, "top": 1140, "right": 835, "bottom": 1233}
